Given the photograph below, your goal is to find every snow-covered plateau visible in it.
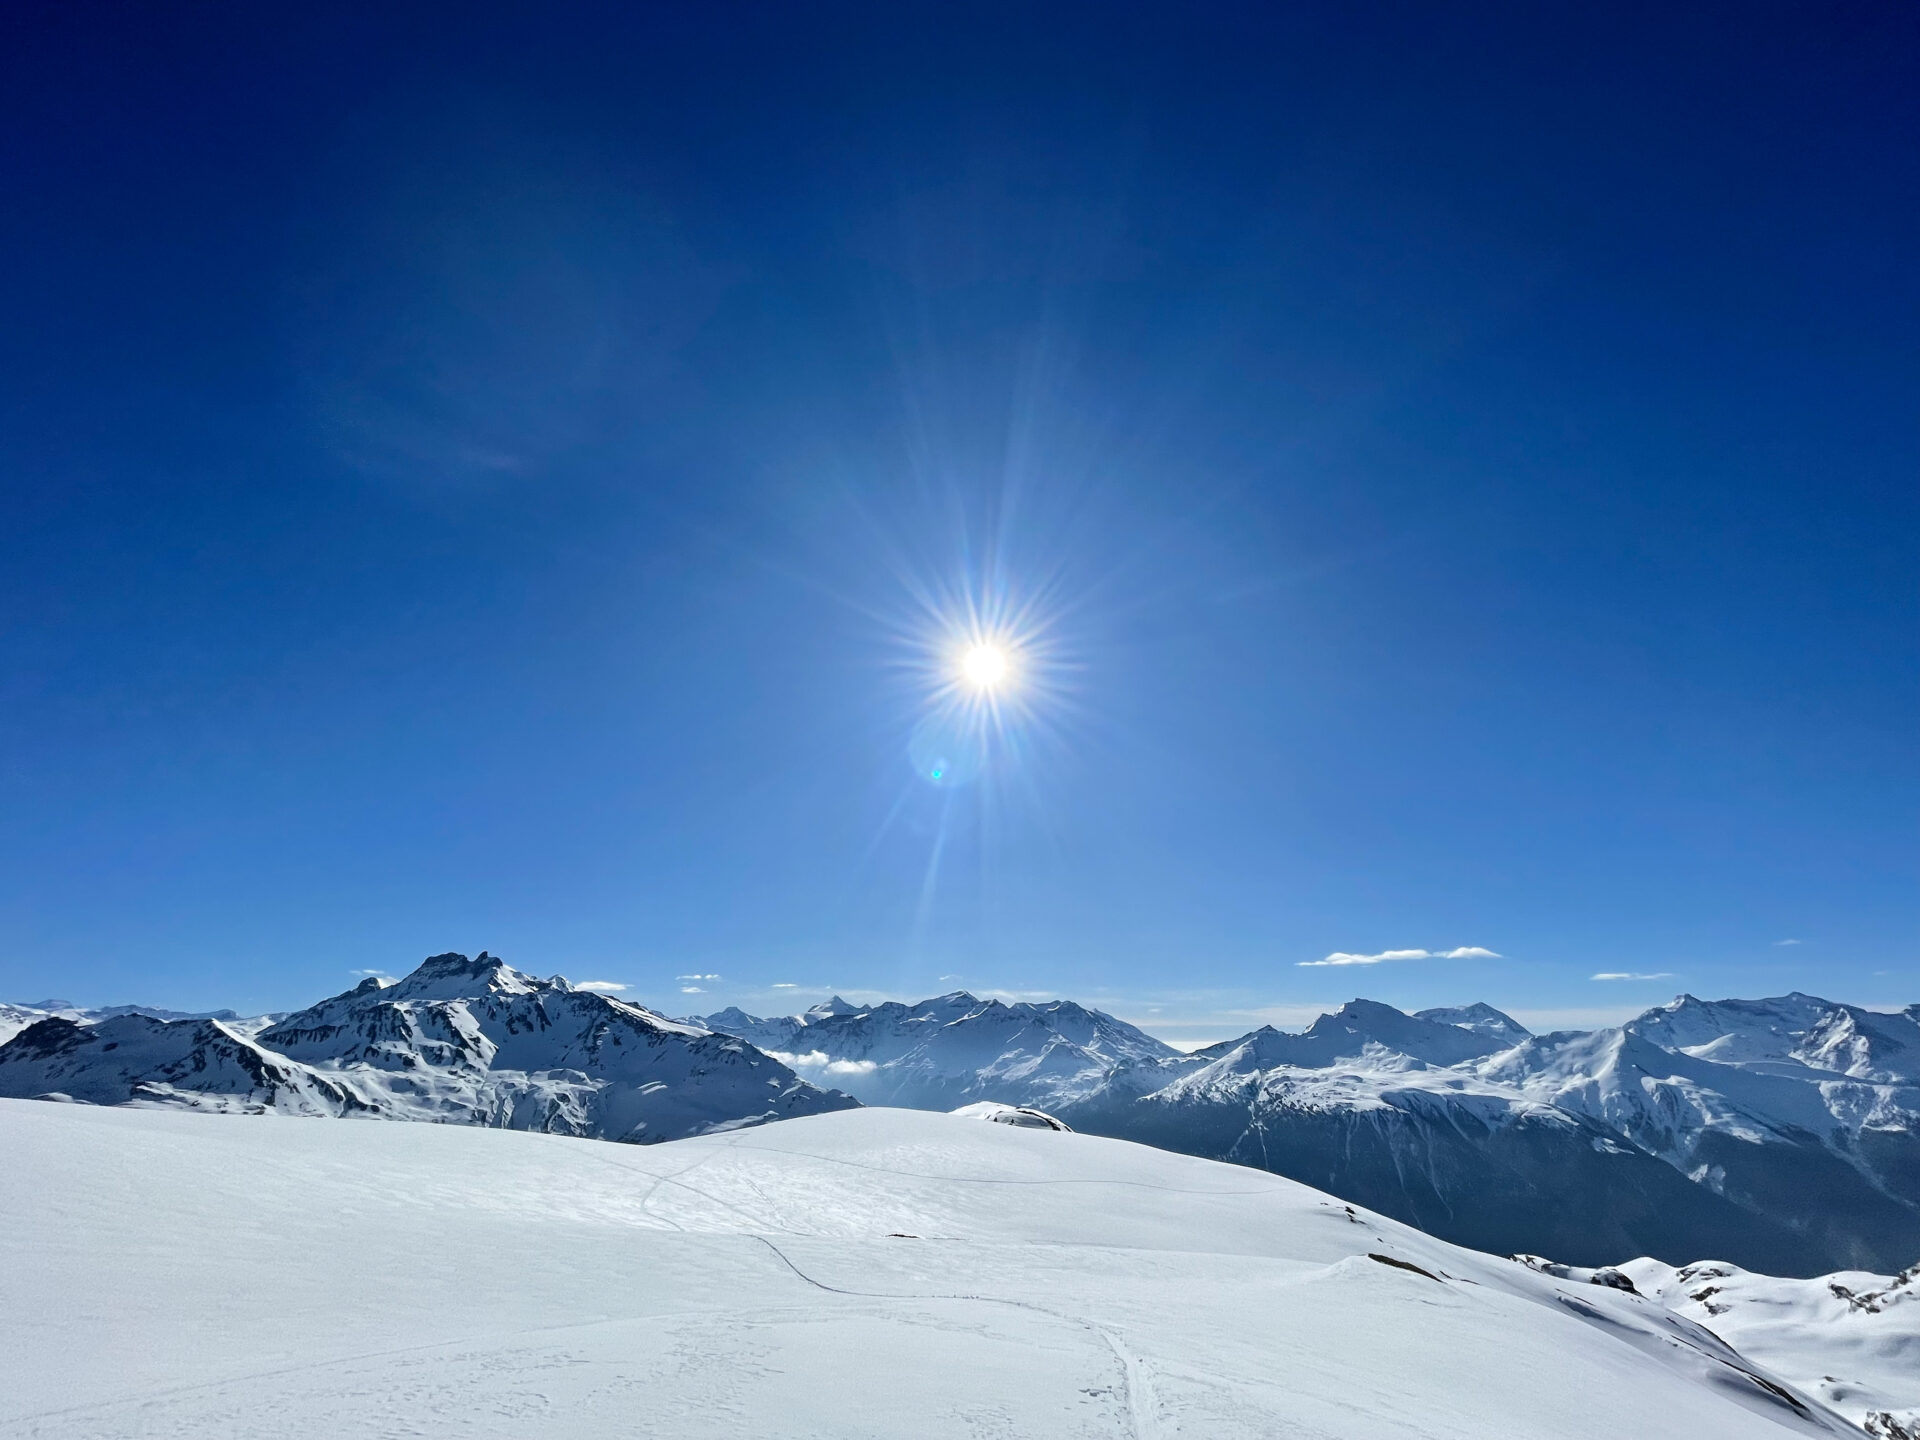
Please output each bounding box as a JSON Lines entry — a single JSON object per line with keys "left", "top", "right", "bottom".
{"left": 0, "top": 1098, "right": 1868, "bottom": 1439}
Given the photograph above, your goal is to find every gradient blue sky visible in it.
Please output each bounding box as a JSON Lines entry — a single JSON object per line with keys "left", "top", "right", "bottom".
{"left": 2, "top": 4, "right": 1914, "bottom": 1040}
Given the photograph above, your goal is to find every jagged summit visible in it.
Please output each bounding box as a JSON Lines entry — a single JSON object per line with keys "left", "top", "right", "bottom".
{"left": 803, "top": 994, "right": 862, "bottom": 1022}
{"left": 1616, "top": 991, "right": 1920, "bottom": 1083}
{"left": 0, "top": 951, "right": 857, "bottom": 1142}
{"left": 380, "top": 950, "right": 547, "bottom": 1001}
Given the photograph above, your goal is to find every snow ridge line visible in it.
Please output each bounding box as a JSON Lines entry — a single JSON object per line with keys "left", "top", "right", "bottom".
{"left": 721, "top": 1138, "right": 1276, "bottom": 1196}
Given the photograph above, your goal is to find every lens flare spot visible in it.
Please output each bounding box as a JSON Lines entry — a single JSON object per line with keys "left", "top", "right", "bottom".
{"left": 909, "top": 717, "right": 985, "bottom": 787}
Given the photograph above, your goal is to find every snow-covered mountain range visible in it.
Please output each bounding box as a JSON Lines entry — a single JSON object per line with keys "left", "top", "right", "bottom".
{"left": 697, "top": 989, "right": 1920, "bottom": 1275}
{"left": 0, "top": 999, "right": 259, "bottom": 1046}
{"left": 696, "top": 990, "right": 1177, "bottom": 1109}
{"left": 0, "top": 953, "right": 854, "bottom": 1142}
{"left": 0, "top": 1097, "right": 1863, "bottom": 1439}
{"left": 7, "top": 966, "right": 1915, "bottom": 1276}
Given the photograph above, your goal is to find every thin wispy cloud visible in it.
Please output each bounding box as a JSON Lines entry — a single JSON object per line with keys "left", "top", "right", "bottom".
{"left": 1591, "top": 972, "right": 1675, "bottom": 982}
{"left": 771, "top": 982, "right": 798, "bottom": 989}
{"left": 1297, "top": 946, "right": 1500, "bottom": 968}
{"left": 679, "top": 985, "right": 705, "bottom": 994}
{"left": 676, "top": 973, "right": 722, "bottom": 982}
{"left": 574, "top": 980, "right": 627, "bottom": 993}
{"left": 1774, "top": 939, "right": 1802, "bottom": 947}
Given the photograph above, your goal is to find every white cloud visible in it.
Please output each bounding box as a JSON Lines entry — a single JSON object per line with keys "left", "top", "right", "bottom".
{"left": 679, "top": 985, "right": 705, "bottom": 994}
{"left": 1774, "top": 938, "right": 1802, "bottom": 946}
{"left": 771, "top": 983, "right": 798, "bottom": 989}
{"left": 1297, "top": 946, "right": 1500, "bottom": 968}
{"left": 349, "top": 969, "right": 392, "bottom": 978}
{"left": 1591, "top": 972, "right": 1675, "bottom": 982}
{"left": 675, "top": 973, "right": 722, "bottom": 982}
{"left": 574, "top": 980, "right": 627, "bottom": 993}
{"left": 767, "top": 1050, "right": 877, "bottom": 1077}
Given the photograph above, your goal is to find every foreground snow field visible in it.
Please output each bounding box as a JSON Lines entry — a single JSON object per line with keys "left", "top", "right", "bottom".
{"left": 0, "top": 1101, "right": 1856, "bottom": 1439}
{"left": 1623, "top": 1257, "right": 1920, "bottom": 1436}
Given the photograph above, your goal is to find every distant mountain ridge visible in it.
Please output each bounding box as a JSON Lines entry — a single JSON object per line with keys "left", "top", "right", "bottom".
{"left": 0, "top": 999, "right": 257, "bottom": 1047}
{"left": 696, "top": 988, "right": 1920, "bottom": 1275}
{"left": 692, "top": 990, "right": 1177, "bottom": 1110}
{"left": 8, "top": 968, "right": 1915, "bottom": 1275}
{"left": 0, "top": 953, "right": 855, "bottom": 1141}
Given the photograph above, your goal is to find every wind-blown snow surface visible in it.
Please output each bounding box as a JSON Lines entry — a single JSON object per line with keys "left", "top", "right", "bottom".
{"left": 0, "top": 1101, "right": 1853, "bottom": 1439}
{"left": 1623, "top": 1256, "right": 1920, "bottom": 1437}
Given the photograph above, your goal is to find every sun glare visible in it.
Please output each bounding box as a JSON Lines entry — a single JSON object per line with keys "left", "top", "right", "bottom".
{"left": 961, "top": 643, "right": 1009, "bottom": 690}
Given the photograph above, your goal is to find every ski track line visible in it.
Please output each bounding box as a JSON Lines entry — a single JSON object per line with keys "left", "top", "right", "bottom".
{"left": 5, "top": 1131, "right": 1263, "bottom": 1436}
{"left": 748, "top": 1233, "right": 1159, "bottom": 1440}
{"left": 566, "top": 1143, "right": 734, "bottom": 1233}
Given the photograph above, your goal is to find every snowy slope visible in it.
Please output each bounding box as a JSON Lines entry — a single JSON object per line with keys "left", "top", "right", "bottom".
{"left": 0, "top": 1099, "right": 1856, "bottom": 1439}
{"left": 0, "top": 953, "right": 855, "bottom": 1142}
{"left": 1415, "top": 1001, "right": 1532, "bottom": 1043}
{"left": 700, "top": 990, "right": 1178, "bottom": 1109}
{"left": 1622, "top": 1256, "right": 1920, "bottom": 1438}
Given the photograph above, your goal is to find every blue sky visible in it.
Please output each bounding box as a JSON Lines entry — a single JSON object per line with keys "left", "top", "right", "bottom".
{"left": 1, "top": 4, "right": 1914, "bottom": 1038}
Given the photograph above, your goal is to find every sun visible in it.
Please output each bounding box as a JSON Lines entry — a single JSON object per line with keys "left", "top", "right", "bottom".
{"left": 960, "top": 642, "right": 1010, "bottom": 690}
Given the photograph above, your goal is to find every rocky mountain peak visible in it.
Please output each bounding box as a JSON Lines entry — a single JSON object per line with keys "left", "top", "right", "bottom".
{"left": 1414, "top": 1002, "right": 1531, "bottom": 1043}
{"left": 383, "top": 951, "right": 543, "bottom": 1002}
{"left": 803, "top": 995, "right": 862, "bottom": 1022}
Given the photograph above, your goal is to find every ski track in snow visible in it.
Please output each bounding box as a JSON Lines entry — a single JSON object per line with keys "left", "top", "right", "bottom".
{"left": 749, "top": 1233, "right": 1157, "bottom": 1440}
{"left": 0, "top": 1101, "right": 1861, "bottom": 1439}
